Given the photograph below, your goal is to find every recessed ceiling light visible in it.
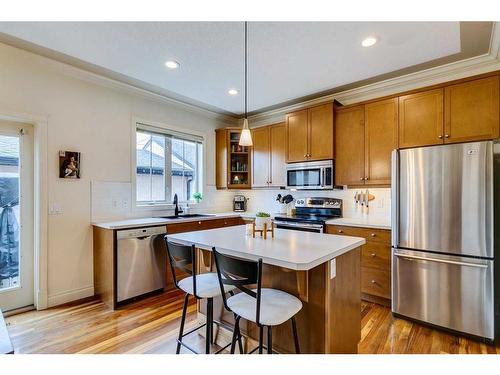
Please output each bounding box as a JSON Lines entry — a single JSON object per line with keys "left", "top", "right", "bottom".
{"left": 228, "top": 89, "right": 239, "bottom": 95}
{"left": 165, "top": 60, "right": 180, "bottom": 69}
{"left": 361, "top": 36, "right": 378, "bottom": 47}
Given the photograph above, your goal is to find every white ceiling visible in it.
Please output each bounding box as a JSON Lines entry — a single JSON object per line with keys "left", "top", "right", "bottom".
{"left": 0, "top": 22, "right": 467, "bottom": 115}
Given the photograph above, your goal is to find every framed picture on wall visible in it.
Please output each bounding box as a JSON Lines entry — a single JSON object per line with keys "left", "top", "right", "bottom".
{"left": 59, "top": 151, "right": 81, "bottom": 179}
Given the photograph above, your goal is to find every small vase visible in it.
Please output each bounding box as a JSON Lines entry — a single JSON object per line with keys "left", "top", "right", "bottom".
{"left": 255, "top": 216, "right": 271, "bottom": 231}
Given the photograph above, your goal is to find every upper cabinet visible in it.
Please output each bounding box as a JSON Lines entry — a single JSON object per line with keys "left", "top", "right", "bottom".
{"left": 251, "top": 123, "right": 286, "bottom": 188}
{"left": 215, "top": 128, "right": 252, "bottom": 189}
{"left": 308, "top": 103, "right": 334, "bottom": 161}
{"left": 335, "top": 99, "right": 397, "bottom": 187}
{"left": 444, "top": 76, "right": 500, "bottom": 143}
{"left": 398, "top": 75, "right": 500, "bottom": 148}
{"left": 399, "top": 89, "right": 444, "bottom": 148}
{"left": 364, "top": 98, "right": 398, "bottom": 185}
{"left": 335, "top": 106, "right": 365, "bottom": 186}
{"left": 286, "top": 103, "right": 333, "bottom": 163}
{"left": 269, "top": 123, "right": 287, "bottom": 187}
{"left": 285, "top": 109, "right": 309, "bottom": 162}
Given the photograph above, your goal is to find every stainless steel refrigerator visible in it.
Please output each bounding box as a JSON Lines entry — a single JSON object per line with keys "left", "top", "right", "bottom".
{"left": 392, "top": 141, "right": 498, "bottom": 341}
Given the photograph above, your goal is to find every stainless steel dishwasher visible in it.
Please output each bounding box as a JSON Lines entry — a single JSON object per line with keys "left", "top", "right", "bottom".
{"left": 116, "top": 226, "right": 166, "bottom": 304}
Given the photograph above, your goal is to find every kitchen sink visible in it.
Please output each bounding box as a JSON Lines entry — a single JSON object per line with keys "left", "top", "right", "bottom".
{"left": 159, "top": 214, "right": 215, "bottom": 220}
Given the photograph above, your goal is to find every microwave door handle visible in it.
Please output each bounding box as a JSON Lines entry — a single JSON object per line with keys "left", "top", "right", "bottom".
{"left": 322, "top": 168, "right": 325, "bottom": 187}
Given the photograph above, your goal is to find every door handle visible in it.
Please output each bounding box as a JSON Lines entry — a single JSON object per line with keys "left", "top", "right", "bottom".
{"left": 444, "top": 134, "right": 450, "bottom": 138}
{"left": 394, "top": 252, "right": 488, "bottom": 268}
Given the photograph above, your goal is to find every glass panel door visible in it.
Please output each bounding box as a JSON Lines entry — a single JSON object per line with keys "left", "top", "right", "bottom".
{"left": 0, "top": 121, "right": 34, "bottom": 312}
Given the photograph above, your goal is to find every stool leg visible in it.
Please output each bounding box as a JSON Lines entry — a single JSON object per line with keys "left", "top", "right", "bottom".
{"left": 258, "top": 326, "right": 264, "bottom": 354}
{"left": 237, "top": 327, "right": 244, "bottom": 354}
{"left": 291, "top": 317, "right": 300, "bottom": 354}
{"left": 205, "top": 298, "right": 213, "bottom": 354}
{"left": 176, "top": 293, "right": 189, "bottom": 354}
{"left": 267, "top": 326, "right": 272, "bottom": 354}
{"left": 230, "top": 316, "right": 241, "bottom": 354}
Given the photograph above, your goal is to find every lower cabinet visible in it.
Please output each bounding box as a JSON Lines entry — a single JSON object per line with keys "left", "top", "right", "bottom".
{"left": 326, "top": 224, "right": 391, "bottom": 306}
{"left": 165, "top": 217, "right": 245, "bottom": 234}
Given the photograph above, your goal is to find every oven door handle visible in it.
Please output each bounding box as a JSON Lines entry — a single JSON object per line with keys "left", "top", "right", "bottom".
{"left": 274, "top": 221, "right": 324, "bottom": 230}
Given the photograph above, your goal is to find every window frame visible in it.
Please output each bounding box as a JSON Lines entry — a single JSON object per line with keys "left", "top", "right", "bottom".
{"left": 131, "top": 117, "right": 205, "bottom": 210}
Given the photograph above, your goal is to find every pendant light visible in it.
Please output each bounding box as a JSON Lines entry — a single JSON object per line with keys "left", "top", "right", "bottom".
{"left": 239, "top": 21, "right": 253, "bottom": 146}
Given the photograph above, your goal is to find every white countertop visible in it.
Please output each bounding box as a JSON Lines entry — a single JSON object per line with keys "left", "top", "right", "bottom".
{"left": 167, "top": 225, "right": 365, "bottom": 271}
{"left": 325, "top": 217, "right": 391, "bottom": 230}
{"left": 93, "top": 211, "right": 261, "bottom": 230}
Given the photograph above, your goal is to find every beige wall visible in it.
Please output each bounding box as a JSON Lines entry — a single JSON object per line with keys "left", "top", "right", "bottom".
{"left": 0, "top": 42, "right": 233, "bottom": 307}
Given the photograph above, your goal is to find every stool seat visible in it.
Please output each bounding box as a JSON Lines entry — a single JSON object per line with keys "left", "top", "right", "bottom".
{"left": 178, "top": 272, "right": 235, "bottom": 298}
{"left": 227, "top": 288, "right": 302, "bottom": 326}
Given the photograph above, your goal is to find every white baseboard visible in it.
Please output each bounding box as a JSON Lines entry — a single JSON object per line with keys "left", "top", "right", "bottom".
{"left": 47, "top": 285, "right": 94, "bottom": 308}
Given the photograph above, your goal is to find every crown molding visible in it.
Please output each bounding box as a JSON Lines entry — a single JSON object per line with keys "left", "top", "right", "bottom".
{"left": 0, "top": 40, "right": 238, "bottom": 127}
{"left": 249, "top": 22, "right": 500, "bottom": 128}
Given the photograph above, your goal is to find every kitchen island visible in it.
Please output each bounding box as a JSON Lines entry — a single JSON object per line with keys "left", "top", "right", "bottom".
{"left": 167, "top": 225, "right": 365, "bottom": 354}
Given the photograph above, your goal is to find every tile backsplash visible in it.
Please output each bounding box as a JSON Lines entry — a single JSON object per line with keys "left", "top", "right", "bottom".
{"left": 223, "top": 187, "right": 391, "bottom": 221}
{"left": 91, "top": 180, "right": 390, "bottom": 223}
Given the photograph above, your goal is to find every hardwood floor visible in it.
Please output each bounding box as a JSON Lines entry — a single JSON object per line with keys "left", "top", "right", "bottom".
{"left": 4, "top": 291, "right": 500, "bottom": 354}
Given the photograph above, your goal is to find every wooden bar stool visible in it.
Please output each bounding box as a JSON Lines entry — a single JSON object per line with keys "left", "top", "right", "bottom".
{"left": 164, "top": 238, "right": 243, "bottom": 354}
{"left": 212, "top": 248, "right": 302, "bottom": 354}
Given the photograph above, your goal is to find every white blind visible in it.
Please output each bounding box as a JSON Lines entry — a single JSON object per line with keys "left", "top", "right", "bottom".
{"left": 137, "top": 122, "right": 204, "bottom": 143}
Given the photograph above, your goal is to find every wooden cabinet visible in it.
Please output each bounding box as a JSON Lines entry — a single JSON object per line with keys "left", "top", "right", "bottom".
{"left": 166, "top": 217, "right": 245, "bottom": 234}
{"left": 215, "top": 129, "right": 228, "bottom": 189}
{"left": 399, "top": 89, "right": 444, "bottom": 148}
{"left": 444, "top": 76, "right": 500, "bottom": 143}
{"left": 251, "top": 123, "right": 287, "bottom": 188}
{"left": 215, "top": 128, "right": 252, "bottom": 189}
{"left": 270, "top": 123, "right": 287, "bottom": 187}
{"left": 286, "top": 103, "right": 333, "bottom": 162}
{"left": 364, "top": 98, "right": 398, "bottom": 185}
{"left": 326, "top": 224, "right": 391, "bottom": 305}
{"left": 335, "top": 99, "right": 396, "bottom": 187}
{"left": 335, "top": 106, "right": 365, "bottom": 186}
{"left": 285, "top": 109, "right": 309, "bottom": 162}
{"left": 251, "top": 126, "right": 270, "bottom": 187}
{"left": 398, "top": 76, "right": 500, "bottom": 148}
{"left": 308, "top": 103, "right": 334, "bottom": 161}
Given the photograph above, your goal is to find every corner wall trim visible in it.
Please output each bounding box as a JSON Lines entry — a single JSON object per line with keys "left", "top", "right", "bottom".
{"left": 47, "top": 286, "right": 95, "bottom": 308}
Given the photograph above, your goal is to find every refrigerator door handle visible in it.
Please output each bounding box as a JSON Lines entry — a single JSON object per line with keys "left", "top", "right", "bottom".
{"left": 391, "top": 149, "right": 398, "bottom": 247}
{"left": 393, "top": 252, "right": 489, "bottom": 268}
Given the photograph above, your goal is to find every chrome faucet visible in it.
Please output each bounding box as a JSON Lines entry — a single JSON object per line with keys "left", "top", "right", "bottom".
{"left": 173, "top": 193, "right": 183, "bottom": 217}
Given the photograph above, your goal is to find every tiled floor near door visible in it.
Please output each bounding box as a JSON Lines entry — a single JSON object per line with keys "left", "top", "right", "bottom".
{"left": 5, "top": 291, "right": 500, "bottom": 354}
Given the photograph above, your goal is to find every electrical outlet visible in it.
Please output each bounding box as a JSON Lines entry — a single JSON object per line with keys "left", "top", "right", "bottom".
{"left": 49, "top": 203, "right": 63, "bottom": 215}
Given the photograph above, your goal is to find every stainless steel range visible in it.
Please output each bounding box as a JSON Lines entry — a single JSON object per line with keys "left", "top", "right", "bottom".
{"left": 274, "top": 197, "right": 342, "bottom": 233}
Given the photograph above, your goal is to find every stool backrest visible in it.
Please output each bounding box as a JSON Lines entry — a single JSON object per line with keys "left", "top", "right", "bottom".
{"left": 164, "top": 237, "right": 198, "bottom": 298}
{"left": 212, "top": 247, "right": 263, "bottom": 325}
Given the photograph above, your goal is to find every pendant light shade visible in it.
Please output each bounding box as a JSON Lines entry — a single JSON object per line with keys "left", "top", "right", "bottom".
{"left": 239, "top": 118, "right": 253, "bottom": 146}
{"left": 239, "top": 22, "right": 253, "bottom": 147}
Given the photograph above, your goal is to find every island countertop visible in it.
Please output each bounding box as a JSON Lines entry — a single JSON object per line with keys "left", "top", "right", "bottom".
{"left": 166, "top": 225, "right": 365, "bottom": 271}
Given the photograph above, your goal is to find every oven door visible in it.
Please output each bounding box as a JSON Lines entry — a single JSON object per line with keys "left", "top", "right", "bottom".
{"left": 287, "top": 166, "right": 322, "bottom": 189}
{"left": 274, "top": 221, "right": 324, "bottom": 233}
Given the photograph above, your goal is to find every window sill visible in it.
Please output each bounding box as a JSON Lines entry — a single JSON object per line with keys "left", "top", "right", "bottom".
{"left": 134, "top": 202, "right": 198, "bottom": 211}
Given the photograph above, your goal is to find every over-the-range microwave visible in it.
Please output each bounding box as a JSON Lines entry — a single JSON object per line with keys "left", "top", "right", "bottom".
{"left": 286, "top": 160, "right": 337, "bottom": 190}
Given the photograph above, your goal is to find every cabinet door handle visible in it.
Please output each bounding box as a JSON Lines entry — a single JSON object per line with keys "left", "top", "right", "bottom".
{"left": 371, "top": 253, "right": 376, "bottom": 257}
{"left": 198, "top": 221, "right": 202, "bottom": 225}
{"left": 445, "top": 134, "right": 450, "bottom": 138}
{"left": 370, "top": 233, "right": 376, "bottom": 237}
{"left": 364, "top": 177, "right": 369, "bottom": 181}
{"left": 338, "top": 229, "right": 343, "bottom": 233}
{"left": 371, "top": 280, "right": 377, "bottom": 284}
{"left": 438, "top": 135, "right": 443, "bottom": 139}
{"left": 360, "top": 177, "right": 364, "bottom": 181}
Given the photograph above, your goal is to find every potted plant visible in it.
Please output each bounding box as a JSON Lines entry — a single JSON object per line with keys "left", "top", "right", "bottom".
{"left": 192, "top": 192, "right": 203, "bottom": 203}
{"left": 255, "top": 212, "right": 271, "bottom": 230}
